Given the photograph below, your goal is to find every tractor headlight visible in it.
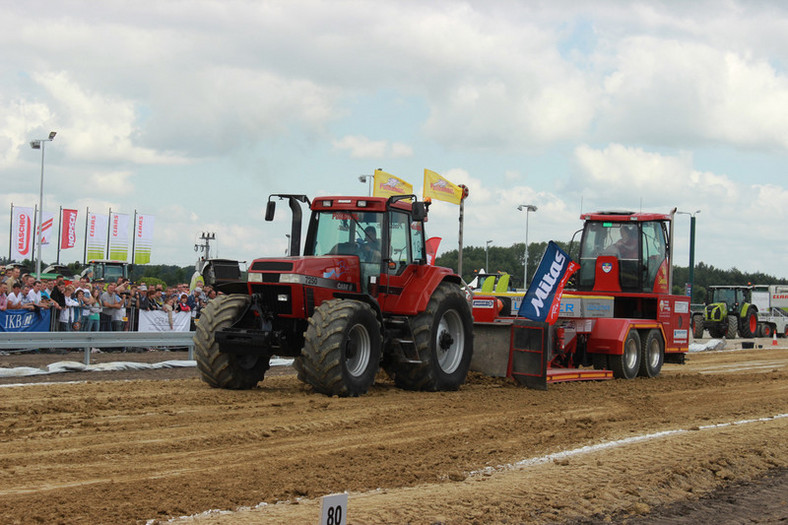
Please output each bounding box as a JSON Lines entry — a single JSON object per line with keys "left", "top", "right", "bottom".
{"left": 247, "top": 272, "right": 263, "bottom": 283}
{"left": 279, "top": 274, "right": 300, "bottom": 284}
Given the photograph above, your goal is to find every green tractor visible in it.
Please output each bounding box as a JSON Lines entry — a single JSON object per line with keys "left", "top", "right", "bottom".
{"left": 692, "top": 285, "right": 758, "bottom": 339}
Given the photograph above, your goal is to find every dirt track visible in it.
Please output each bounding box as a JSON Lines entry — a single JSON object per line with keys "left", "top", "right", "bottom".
{"left": 0, "top": 342, "right": 786, "bottom": 524}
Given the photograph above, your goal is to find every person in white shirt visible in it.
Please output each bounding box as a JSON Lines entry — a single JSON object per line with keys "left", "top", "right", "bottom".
{"left": 7, "top": 282, "right": 33, "bottom": 310}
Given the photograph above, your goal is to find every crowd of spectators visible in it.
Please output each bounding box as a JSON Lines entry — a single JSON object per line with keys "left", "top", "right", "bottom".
{"left": 0, "top": 265, "right": 220, "bottom": 332}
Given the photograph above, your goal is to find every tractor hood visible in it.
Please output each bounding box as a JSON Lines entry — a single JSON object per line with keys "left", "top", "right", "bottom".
{"left": 247, "top": 256, "right": 362, "bottom": 293}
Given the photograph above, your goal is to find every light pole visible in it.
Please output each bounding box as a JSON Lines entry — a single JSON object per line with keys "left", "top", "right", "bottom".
{"left": 485, "top": 239, "right": 493, "bottom": 271}
{"left": 517, "top": 204, "right": 537, "bottom": 289}
{"left": 29, "top": 131, "right": 57, "bottom": 278}
{"left": 677, "top": 210, "right": 701, "bottom": 299}
{"left": 358, "top": 175, "right": 372, "bottom": 196}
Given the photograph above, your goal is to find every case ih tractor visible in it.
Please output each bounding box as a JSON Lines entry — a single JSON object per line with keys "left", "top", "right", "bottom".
{"left": 692, "top": 285, "right": 758, "bottom": 339}
{"left": 194, "top": 194, "right": 473, "bottom": 396}
{"left": 471, "top": 209, "right": 690, "bottom": 387}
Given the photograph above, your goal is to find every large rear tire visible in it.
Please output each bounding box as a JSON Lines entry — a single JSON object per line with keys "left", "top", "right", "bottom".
{"left": 739, "top": 309, "right": 757, "bottom": 338}
{"left": 297, "top": 299, "right": 381, "bottom": 397}
{"left": 725, "top": 314, "right": 738, "bottom": 339}
{"left": 638, "top": 329, "right": 664, "bottom": 378}
{"left": 692, "top": 314, "right": 704, "bottom": 339}
{"left": 610, "top": 329, "right": 641, "bottom": 380}
{"left": 194, "top": 294, "right": 270, "bottom": 389}
{"left": 391, "top": 282, "right": 474, "bottom": 391}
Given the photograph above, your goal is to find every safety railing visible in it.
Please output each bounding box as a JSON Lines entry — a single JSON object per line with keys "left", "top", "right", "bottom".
{"left": 0, "top": 332, "right": 194, "bottom": 366}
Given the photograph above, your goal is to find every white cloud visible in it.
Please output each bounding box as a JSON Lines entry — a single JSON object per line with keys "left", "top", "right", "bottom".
{"left": 332, "top": 135, "right": 413, "bottom": 159}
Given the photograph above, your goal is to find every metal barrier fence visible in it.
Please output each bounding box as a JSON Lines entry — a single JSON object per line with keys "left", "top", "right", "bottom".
{"left": 0, "top": 332, "right": 195, "bottom": 366}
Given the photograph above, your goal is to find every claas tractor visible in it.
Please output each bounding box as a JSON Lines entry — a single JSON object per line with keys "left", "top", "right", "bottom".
{"left": 194, "top": 194, "right": 474, "bottom": 396}
{"left": 692, "top": 285, "right": 758, "bottom": 339}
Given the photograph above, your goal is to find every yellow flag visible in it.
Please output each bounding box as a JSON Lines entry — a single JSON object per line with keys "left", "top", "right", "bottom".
{"left": 373, "top": 169, "right": 413, "bottom": 199}
{"left": 423, "top": 169, "right": 463, "bottom": 205}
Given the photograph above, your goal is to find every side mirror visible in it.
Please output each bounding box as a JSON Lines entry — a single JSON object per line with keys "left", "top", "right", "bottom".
{"left": 265, "top": 201, "right": 276, "bottom": 221}
{"left": 411, "top": 201, "right": 427, "bottom": 222}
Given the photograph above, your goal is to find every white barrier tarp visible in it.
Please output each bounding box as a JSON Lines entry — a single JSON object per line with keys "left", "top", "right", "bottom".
{"left": 138, "top": 310, "right": 191, "bottom": 332}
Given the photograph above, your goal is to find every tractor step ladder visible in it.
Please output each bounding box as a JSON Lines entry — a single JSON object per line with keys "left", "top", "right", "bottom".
{"left": 384, "top": 316, "right": 421, "bottom": 363}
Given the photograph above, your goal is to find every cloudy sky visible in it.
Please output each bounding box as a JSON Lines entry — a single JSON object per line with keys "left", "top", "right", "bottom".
{"left": 2, "top": 0, "right": 788, "bottom": 279}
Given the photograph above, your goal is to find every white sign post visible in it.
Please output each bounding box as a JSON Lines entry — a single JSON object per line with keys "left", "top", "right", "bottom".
{"left": 319, "top": 492, "right": 347, "bottom": 525}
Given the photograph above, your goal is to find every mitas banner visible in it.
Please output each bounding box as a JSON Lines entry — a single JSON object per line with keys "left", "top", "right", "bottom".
{"left": 60, "top": 209, "right": 78, "bottom": 249}
{"left": 11, "top": 206, "right": 35, "bottom": 261}
{"left": 518, "top": 241, "right": 579, "bottom": 325}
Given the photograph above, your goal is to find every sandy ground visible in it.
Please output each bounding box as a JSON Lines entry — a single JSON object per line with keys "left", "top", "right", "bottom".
{"left": 0, "top": 338, "right": 786, "bottom": 524}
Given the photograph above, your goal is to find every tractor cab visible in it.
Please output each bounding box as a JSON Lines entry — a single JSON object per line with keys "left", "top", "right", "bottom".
{"left": 576, "top": 211, "right": 673, "bottom": 294}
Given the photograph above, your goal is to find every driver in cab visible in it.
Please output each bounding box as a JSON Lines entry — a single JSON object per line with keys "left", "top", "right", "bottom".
{"left": 359, "top": 226, "right": 381, "bottom": 262}
{"left": 613, "top": 225, "right": 638, "bottom": 259}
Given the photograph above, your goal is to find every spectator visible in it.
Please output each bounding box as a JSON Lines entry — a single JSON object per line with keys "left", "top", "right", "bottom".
{"left": 114, "top": 290, "right": 128, "bottom": 332}
{"left": 7, "top": 282, "right": 32, "bottom": 310}
{"left": 58, "top": 285, "right": 79, "bottom": 331}
{"left": 78, "top": 287, "right": 93, "bottom": 330}
{"left": 140, "top": 289, "right": 159, "bottom": 310}
{"left": 4, "top": 267, "right": 21, "bottom": 289}
{"left": 84, "top": 288, "right": 102, "bottom": 332}
{"left": 26, "top": 280, "right": 51, "bottom": 310}
{"left": 162, "top": 295, "right": 176, "bottom": 330}
{"left": 0, "top": 281, "right": 7, "bottom": 311}
{"left": 100, "top": 282, "right": 122, "bottom": 331}
{"left": 176, "top": 293, "right": 191, "bottom": 313}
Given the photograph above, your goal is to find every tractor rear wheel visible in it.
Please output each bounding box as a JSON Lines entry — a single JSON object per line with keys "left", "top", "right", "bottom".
{"left": 610, "top": 329, "right": 641, "bottom": 379}
{"left": 739, "top": 310, "right": 758, "bottom": 338}
{"left": 692, "top": 314, "right": 704, "bottom": 339}
{"left": 194, "top": 294, "right": 270, "bottom": 389}
{"left": 297, "top": 299, "right": 381, "bottom": 397}
{"left": 726, "top": 315, "right": 738, "bottom": 339}
{"left": 392, "top": 282, "right": 473, "bottom": 391}
{"left": 638, "top": 329, "right": 664, "bottom": 378}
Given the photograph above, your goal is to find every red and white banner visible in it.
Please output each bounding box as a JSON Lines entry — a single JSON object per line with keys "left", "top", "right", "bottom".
{"left": 60, "top": 209, "right": 78, "bottom": 249}
{"left": 425, "top": 236, "right": 442, "bottom": 265}
{"left": 11, "top": 206, "right": 35, "bottom": 261}
{"left": 38, "top": 211, "right": 54, "bottom": 245}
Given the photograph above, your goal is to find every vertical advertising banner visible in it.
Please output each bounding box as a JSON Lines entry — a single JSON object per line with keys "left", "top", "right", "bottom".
{"left": 108, "top": 212, "right": 130, "bottom": 261}
{"left": 86, "top": 212, "right": 109, "bottom": 260}
{"left": 134, "top": 214, "right": 155, "bottom": 264}
{"left": 60, "top": 209, "right": 78, "bottom": 249}
{"left": 518, "top": 241, "right": 580, "bottom": 325}
{"left": 38, "top": 211, "right": 54, "bottom": 245}
{"left": 11, "top": 206, "right": 35, "bottom": 261}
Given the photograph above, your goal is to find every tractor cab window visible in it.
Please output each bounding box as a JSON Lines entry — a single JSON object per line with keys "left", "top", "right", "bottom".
{"left": 312, "top": 210, "right": 382, "bottom": 266}
{"left": 388, "top": 211, "right": 412, "bottom": 274}
{"left": 578, "top": 221, "right": 641, "bottom": 291}
{"left": 642, "top": 221, "right": 668, "bottom": 291}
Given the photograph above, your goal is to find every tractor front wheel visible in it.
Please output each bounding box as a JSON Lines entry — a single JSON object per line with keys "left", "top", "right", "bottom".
{"left": 194, "top": 294, "right": 270, "bottom": 389}
{"left": 610, "top": 329, "right": 641, "bottom": 380}
{"left": 638, "top": 329, "right": 664, "bottom": 378}
{"left": 297, "top": 299, "right": 381, "bottom": 397}
{"left": 726, "top": 315, "right": 738, "bottom": 339}
{"left": 762, "top": 323, "right": 774, "bottom": 338}
{"left": 392, "top": 282, "right": 474, "bottom": 391}
{"left": 739, "top": 310, "right": 757, "bottom": 338}
{"left": 692, "top": 314, "right": 704, "bottom": 339}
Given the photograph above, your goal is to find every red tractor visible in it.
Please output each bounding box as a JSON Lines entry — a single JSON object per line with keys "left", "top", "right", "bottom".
{"left": 194, "top": 194, "right": 474, "bottom": 396}
{"left": 471, "top": 209, "right": 690, "bottom": 387}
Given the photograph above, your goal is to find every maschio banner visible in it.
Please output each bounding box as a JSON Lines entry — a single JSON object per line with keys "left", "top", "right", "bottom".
{"left": 138, "top": 310, "right": 190, "bottom": 332}
{"left": 0, "top": 309, "right": 52, "bottom": 332}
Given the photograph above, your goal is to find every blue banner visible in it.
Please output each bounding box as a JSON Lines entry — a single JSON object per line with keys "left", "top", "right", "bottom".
{"left": 518, "top": 241, "right": 579, "bottom": 324}
{"left": 0, "top": 309, "right": 52, "bottom": 332}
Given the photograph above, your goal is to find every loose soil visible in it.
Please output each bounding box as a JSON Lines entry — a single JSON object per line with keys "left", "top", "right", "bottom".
{"left": 0, "top": 338, "right": 786, "bottom": 524}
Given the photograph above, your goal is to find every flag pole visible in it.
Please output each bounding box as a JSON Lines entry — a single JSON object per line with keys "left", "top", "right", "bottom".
{"left": 131, "top": 210, "right": 137, "bottom": 265}
{"left": 83, "top": 207, "right": 89, "bottom": 265}
{"left": 8, "top": 203, "right": 13, "bottom": 262}
{"left": 457, "top": 185, "right": 468, "bottom": 279}
{"left": 56, "top": 206, "right": 63, "bottom": 264}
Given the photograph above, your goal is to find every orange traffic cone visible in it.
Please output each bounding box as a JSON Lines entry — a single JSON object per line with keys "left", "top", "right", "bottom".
{"left": 772, "top": 331, "right": 778, "bottom": 346}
